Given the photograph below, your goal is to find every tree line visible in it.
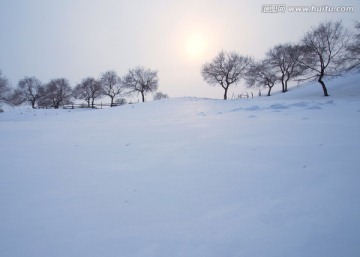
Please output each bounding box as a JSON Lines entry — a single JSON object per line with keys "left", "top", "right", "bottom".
{"left": 1, "top": 20, "right": 359, "bottom": 107}
{"left": 0, "top": 66, "right": 168, "bottom": 109}
{"left": 201, "top": 20, "right": 360, "bottom": 99}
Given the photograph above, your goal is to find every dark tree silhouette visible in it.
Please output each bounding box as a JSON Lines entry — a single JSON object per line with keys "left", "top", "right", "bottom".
{"left": 347, "top": 21, "right": 360, "bottom": 72}
{"left": 14, "top": 76, "right": 44, "bottom": 108}
{"left": 246, "top": 59, "right": 278, "bottom": 96}
{"left": 0, "top": 70, "right": 12, "bottom": 104}
{"left": 123, "top": 66, "right": 158, "bottom": 102}
{"left": 73, "top": 77, "right": 103, "bottom": 108}
{"left": 153, "top": 91, "right": 169, "bottom": 100}
{"left": 115, "top": 98, "right": 127, "bottom": 106}
{"left": 266, "top": 44, "right": 306, "bottom": 93}
{"left": 100, "top": 71, "right": 123, "bottom": 107}
{"left": 201, "top": 51, "right": 252, "bottom": 100}
{"left": 300, "top": 20, "right": 350, "bottom": 96}
{"left": 39, "top": 78, "right": 72, "bottom": 109}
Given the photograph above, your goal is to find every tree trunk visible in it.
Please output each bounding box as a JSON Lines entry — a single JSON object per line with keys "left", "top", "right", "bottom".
{"left": 53, "top": 100, "right": 60, "bottom": 109}
{"left": 91, "top": 98, "right": 95, "bottom": 108}
{"left": 318, "top": 74, "right": 329, "bottom": 96}
{"left": 110, "top": 96, "right": 114, "bottom": 107}
{"left": 141, "top": 92, "right": 145, "bottom": 102}
{"left": 281, "top": 75, "right": 286, "bottom": 92}
{"left": 223, "top": 87, "right": 228, "bottom": 100}
{"left": 31, "top": 100, "right": 36, "bottom": 109}
{"left": 284, "top": 73, "right": 291, "bottom": 92}
{"left": 284, "top": 77, "right": 289, "bottom": 92}
{"left": 267, "top": 85, "right": 273, "bottom": 96}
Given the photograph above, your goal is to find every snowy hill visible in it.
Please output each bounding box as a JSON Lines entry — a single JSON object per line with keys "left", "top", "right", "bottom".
{"left": 1, "top": 73, "right": 360, "bottom": 257}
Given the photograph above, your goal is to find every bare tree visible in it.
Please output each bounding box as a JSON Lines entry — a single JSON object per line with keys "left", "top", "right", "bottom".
{"left": 115, "top": 98, "right": 127, "bottom": 106}
{"left": 123, "top": 66, "right": 158, "bottom": 102}
{"left": 153, "top": 91, "right": 169, "bottom": 100}
{"left": 73, "top": 77, "right": 103, "bottom": 108}
{"left": 39, "top": 78, "right": 73, "bottom": 109}
{"left": 201, "top": 51, "right": 252, "bottom": 100}
{"left": 73, "top": 81, "right": 92, "bottom": 107}
{"left": 100, "top": 70, "right": 123, "bottom": 107}
{"left": 14, "top": 76, "right": 44, "bottom": 108}
{"left": 266, "top": 43, "right": 306, "bottom": 93}
{"left": 300, "top": 20, "right": 350, "bottom": 96}
{"left": 0, "top": 70, "right": 12, "bottom": 105}
{"left": 246, "top": 59, "right": 278, "bottom": 96}
{"left": 347, "top": 21, "right": 360, "bottom": 72}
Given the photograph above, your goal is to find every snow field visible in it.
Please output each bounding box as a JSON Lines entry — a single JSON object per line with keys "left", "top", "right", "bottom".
{"left": 1, "top": 73, "right": 360, "bottom": 257}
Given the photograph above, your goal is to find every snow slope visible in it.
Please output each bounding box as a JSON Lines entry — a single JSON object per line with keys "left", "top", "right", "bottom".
{"left": 1, "top": 73, "right": 360, "bottom": 257}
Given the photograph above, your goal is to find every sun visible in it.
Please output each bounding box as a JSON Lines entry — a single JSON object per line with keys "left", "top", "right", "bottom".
{"left": 185, "top": 34, "right": 206, "bottom": 58}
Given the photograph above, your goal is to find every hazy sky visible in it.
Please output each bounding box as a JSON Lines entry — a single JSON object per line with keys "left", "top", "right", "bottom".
{"left": 0, "top": 0, "right": 359, "bottom": 99}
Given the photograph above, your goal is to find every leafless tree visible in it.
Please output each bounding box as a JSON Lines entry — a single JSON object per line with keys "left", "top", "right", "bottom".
{"left": 246, "top": 59, "right": 278, "bottom": 96}
{"left": 100, "top": 70, "right": 123, "bottom": 107}
{"left": 73, "top": 77, "right": 103, "bottom": 108}
{"left": 0, "top": 70, "right": 12, "bottom": 105}
{"left": 300, "top": 20, "right": 350, "bottom": 96}
{"left": 39, "top": 78, "right": 73, "bottom": 109}
{"left": 115, "top": 98, "right": 127, "bottom": 106}
{"left": 347, "top": 21, "right": 360, "bottom": 72}
{"left": 14, "top": 76, "right": 44, "bottom": 108}
{"left": 153, "top": 91, "right": 169, "bottom": 100}
{"left": 73, "top": 81, "right": 91, "bottom": 107}
{"left": 122, "top": 66, "right": 158, "bottom": 102}
{"left": 201, "top": 51, "right": 252, "bottom": 100}
{"left": 266, "top": 43, "right": 306, "bottom": 93}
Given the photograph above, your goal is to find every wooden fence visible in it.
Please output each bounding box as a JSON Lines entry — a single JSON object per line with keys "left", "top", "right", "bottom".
{"left": 62, "top": 103, "right": 124, "bottom": 109}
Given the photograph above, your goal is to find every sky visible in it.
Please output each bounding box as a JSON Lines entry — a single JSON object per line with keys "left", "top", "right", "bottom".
{"left": 0, "top": 0, "right": 359, "bottom": 100}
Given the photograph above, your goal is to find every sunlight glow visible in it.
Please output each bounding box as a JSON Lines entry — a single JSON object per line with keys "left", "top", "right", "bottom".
{"left": 185, "top": 34, "right": 207, "bottom": 58}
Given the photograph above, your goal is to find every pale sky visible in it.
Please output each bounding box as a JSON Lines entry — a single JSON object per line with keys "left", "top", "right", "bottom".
{"left": 1, "top": 0, "right": 359, "bottom": 99}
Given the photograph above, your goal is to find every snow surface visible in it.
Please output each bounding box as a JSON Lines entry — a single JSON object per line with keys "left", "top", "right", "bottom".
{"left": 1, "top": 74, "right": 360, "bottom": 257}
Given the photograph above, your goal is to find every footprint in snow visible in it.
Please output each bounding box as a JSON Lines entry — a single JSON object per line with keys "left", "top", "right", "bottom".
{"left": 248, "top": 115, "right": 257, "bottom": 118}
{"left": 289, "top": 102, "right": 309, "bottom": 108}
{"left": 307, "top": 106, "right": 322, "bottom": 110}
{"left": 244, "top": 106, "right": 260, "bottom": 111}
{"left": 268, "top": 103, "right": 289, "bottom": 110}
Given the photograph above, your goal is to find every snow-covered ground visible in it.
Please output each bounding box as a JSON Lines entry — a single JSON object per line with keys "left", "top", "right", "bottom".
{"left": 1, "top": 74, "right": 360, "bottom": 257}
